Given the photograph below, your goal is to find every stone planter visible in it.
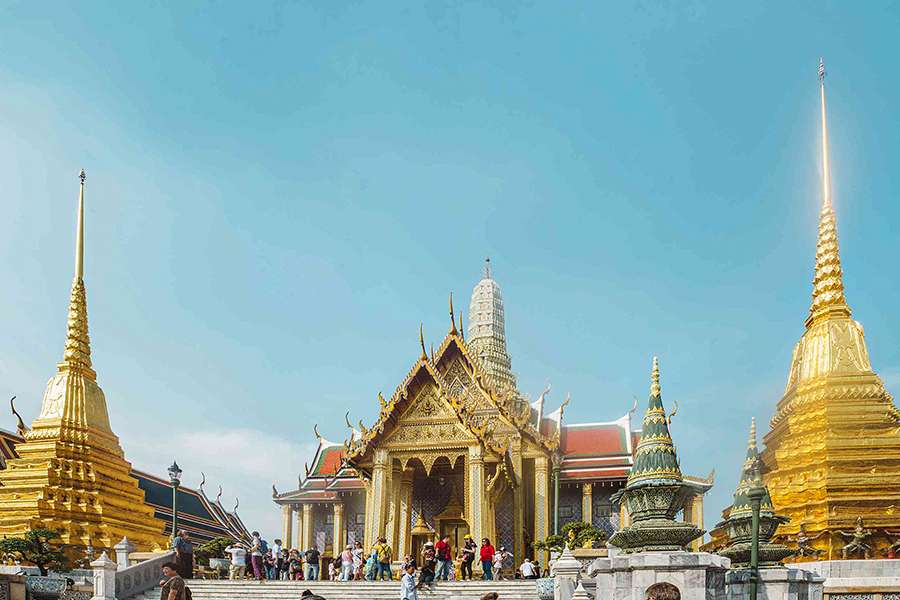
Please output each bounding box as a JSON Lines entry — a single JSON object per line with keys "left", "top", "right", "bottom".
{"left": 208, "top": 558, "right": 229, "bottom": 570}
{"left": 536, "top": 576, "right": 554, "bottom": 600}
{"left": 25, "top": 575, "right": 68, "bottom": 600}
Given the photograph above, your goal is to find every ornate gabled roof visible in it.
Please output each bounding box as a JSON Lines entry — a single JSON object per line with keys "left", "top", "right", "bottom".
{"left": 346, "top": 317, "right": 557, "bottom": 466}
{"left": 626, "top": 357, "right": 683, "bottom": 489}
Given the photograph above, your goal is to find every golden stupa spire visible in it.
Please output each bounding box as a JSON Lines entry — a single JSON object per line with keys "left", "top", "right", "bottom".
{"left": 807, "top": 58, "right": 850, "bottom": 327}
{"left": 62, "top": 169, "right": 94, "bottom": 375}
{"left": 650, "top": 356, "right": 661, "bottom": 397}
{"left": 747, "top": 416, "right": 757, "bottom": 452}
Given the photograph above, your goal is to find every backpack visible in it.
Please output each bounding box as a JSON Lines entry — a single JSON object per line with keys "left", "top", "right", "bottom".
{"left": 377, "top": 543, "right": 392, "bottom": 563}
{"left": 184, "top": 586, "right": 192, "bottom": 600}
{"left": 259, "top": 539, "right": 269, "bottom": 554}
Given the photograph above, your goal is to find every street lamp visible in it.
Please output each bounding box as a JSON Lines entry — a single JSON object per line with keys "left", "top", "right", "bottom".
{"left": 168, "top": 461, "right": 183, "bottom": 539}
{"left": 747, "top": 475, "right": 766, "bottom": 600}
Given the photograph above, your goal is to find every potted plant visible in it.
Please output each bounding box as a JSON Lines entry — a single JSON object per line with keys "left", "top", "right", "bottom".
{"left": 194, "top": 537, "right": 234, "bottom": 575}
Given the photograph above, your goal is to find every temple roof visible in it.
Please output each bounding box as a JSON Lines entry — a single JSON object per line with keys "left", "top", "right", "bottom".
{"left": 557, "top": 413, "right": 633, "bottom": 481}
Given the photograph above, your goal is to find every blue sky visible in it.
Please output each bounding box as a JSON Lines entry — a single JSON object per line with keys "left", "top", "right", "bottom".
{"left": 2, "top": 2, "right": 899, "bottom": 541}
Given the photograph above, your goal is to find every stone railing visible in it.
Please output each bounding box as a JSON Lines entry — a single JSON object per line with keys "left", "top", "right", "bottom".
{"left": 91, "top": 548, "right": 175, "bottom": 600}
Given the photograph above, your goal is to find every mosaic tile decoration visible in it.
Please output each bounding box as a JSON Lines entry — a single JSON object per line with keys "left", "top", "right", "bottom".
{"left": 494, "top": 488, "right": 514, "bottom": 551}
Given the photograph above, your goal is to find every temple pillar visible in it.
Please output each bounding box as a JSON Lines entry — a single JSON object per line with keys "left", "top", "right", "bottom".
{"left": 468, "top": 446, "right": 485, "bottom": 548}
{"left": 397, "top": 471, "right": 413, "bottom": 560}
{"left": 534, "top": 455, "right": 550, "bottom": 569}
{"left": 295, "top": 505, "right": 303, "bottom": 549}
{"left": 582, "top": 483, "right": 593, "bottom": 525}
{"left": 386, "top": 462, "right": 402, "bottom": 552}
{"left": 512, "top": 444, "right": 525, "bottom": 566}
{"left": 281, "top": 504, "right": 294, "bottom": 548}
{"left": 332, "top": 502, "right": 345, "bottom": 554}
{"left": 688, "top": 494, "right": 704, "bottom": 551}
{"left": 301, "top": 503, "right": 314, "bottom": 550}
{"left": 368, "top": 449, "right": 389, "bottom": 548}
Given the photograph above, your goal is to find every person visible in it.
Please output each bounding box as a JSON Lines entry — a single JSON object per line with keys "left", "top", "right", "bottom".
{"left": 249, "top": 531, "right": 265, "bottom": 582}
{"left": 479, "top": 538, "right": 495, "bottom": 580}
{"left": 400, "top": 562, "right": 419, "bottom": 600}
{"left": 494, "top": 546, "right": 511, "bottom": 580}
{"left": 365, "top": 545, "right": 378, "bottom": 581}
{"left": 417, "top": 542, "right": 435, "bottom": 588}
{"left": 288, "top": 550, "right": 304, "bottom": 581}
{"left": 159, "top": 562, "right": 187, "bottom": 600}
{"left": 481, "top": 594, "right": 499, "bottom": 600}
{"left": 300, "top": 590, "right": 327, "bottom": 600}
{"left": 459, "top": 534, "right": 476, "bottom": 580}
{"left": 375, "top": 537, "right": 393, "bottom": 581}
{"left": 264, "top": 551, "right": 277, "bottom": 580}
{"left": 352, "top": 541, "right": 364, "bottom": 580}
{"left": 304, "top": 546, "right": 321, "bottom": 581}
{"left": 172, "top": 530, "right": 194, "bottom": 580}
{"left": 340, "top": 544, "right": 354, "bottom": 581}
{"left": 520, "top": 557, "right": 538, "bottom": 579}
{"left": 434, "top": 535, "right": 452, "bottom": 581}
{"left": 272, "top": 538, "right": 284, "bottom": 579}
{"left": 224, "top": 542, "right": 247, "bottom": 580}
{"left": 327, "top": 555, "right": 337, "bottom": 580}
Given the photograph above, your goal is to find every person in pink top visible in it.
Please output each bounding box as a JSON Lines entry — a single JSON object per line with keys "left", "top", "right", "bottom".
{"left": 340, "top": 545, "right": 354, "bottom": 581}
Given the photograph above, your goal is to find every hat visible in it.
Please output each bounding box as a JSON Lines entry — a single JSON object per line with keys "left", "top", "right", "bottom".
{"left": 464, "top": 534, "right": 472, "bottom": 539}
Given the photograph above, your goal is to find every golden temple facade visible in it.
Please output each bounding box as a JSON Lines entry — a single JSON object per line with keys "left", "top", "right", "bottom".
{"left": 760, "top": 61, "right": 900, "bottom": 560}
{"left": 0, "top": 172, "right": 168, "bottom": 553}
{"left": 274, "top": 263, "right": 711, "bottom": 569}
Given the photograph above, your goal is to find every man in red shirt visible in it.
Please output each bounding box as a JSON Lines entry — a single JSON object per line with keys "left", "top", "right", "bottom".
{"left": 434, "top": 536, "right": 452, "bottom": 581}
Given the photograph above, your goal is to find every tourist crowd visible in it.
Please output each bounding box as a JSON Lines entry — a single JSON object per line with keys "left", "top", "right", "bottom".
{"left": 175, "top": 529, "right": 543, "bottom": 587}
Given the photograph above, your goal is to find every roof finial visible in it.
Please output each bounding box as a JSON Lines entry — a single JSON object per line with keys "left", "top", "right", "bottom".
{"left": 458, "top": 313, "right": 464, "bottom": 340}
{"left": 449, "top": 292, "right": 457, "bottom": 334}
{"left": 419, "top": 323, "right": 427, "bottom": 360}
{"left": 313, "top": 424, "right": 322, "bottom": 440}
{"left": 75, "top": 169, "right": 86, "bottom": 280}
{"left": 650, "top": 356, "right": 661, "bottom": 397}
{"left": 807, "top": 58, "right": 850, "bottom": 327}
{"left": 484, "top": 256, "right": 492, "bottom": 280}
{"left": 748, "top": 417, "right": 757, "bottom": 452}
{"left": 62, "top": 170, "right": 93, "bottom": 373}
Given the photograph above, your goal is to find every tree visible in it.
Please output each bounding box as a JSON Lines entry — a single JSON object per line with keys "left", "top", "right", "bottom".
{"left": 0, "top": 528, "right": 68, "bottom": 575}
{"left": 194, "top": 537, "right": 234, "bottom": 565}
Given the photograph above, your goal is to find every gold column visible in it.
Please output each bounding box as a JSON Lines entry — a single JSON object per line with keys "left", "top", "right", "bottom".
{"left": 533, "top": 455, "right": 550, "bottom": 568}
{"left": 511, "top": 444, "right": 525, "bottom": 566}
{"left": 386, "top": 462, "right": 402, "bottom": 552}
{"left": 362, "top": 480, "right": 373, "bottom": 550}
{"left": 581, "top": 483, "right": 593, "bottom": 525}
{"left": 281, "top": 504, "right": 294, "bottom": 548}
{"left": 689, "top": 495, "right": 704, "bottom": 552}
{"left": 302, "top": 503, "right": 314, "bottom": 550}
{"left": 368, "top": 449, "right": 389, "bottom": 548}
{"left": 332, "top": 502, "right": 345, "bottom": 554}
{"left": 397, "top": 471, "right": 413, "bottom": 560}
{"left": 468, "top": 446, "right": 485, "bottom": 547}
{"left": 298, "top": 506, "right": 306, "bottom": 550}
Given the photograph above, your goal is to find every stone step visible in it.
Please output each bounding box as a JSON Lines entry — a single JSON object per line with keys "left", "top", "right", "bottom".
{"left": 131, "top": 579, "right": 543, "bottom": 600}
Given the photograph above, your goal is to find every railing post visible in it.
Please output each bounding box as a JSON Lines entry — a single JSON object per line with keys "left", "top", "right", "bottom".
{"left": 551, "top": 544, "right": 582, "bottom": 600}
{"left": 114, "top": 536, "right": 135, "bottom": 571}
{"left": 90, "top": 552, "right": 117, "bottom": 600}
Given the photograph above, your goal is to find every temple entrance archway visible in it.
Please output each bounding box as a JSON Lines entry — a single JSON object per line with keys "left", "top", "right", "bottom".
{"left": 405, "top": 454, "right": 468, "bottom": 561}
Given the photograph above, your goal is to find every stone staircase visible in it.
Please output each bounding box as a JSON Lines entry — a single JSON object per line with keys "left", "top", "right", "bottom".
{"left": 130, "top": 579, "right": 542, "bottom": 600}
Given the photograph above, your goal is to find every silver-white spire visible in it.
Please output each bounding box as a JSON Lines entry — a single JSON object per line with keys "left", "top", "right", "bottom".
{"left": 467, "top": 258, "right": 516, "bottom": 390}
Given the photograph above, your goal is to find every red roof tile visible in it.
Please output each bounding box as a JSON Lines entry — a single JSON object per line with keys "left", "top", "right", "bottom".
{"left": 560, "top": 423, "right": 629, "bottom": 457}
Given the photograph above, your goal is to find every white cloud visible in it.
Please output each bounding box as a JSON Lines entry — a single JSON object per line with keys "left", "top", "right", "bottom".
{"left": 120, "top": 425, "right": 318, "bottom": 542}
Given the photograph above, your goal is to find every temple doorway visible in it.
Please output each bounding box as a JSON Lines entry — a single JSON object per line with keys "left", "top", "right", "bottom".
{"left": 408, "top": 455, "right": 467, "bottom": 560}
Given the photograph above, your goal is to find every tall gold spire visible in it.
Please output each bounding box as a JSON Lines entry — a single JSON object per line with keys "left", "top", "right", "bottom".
{"left": 807, "top": 59, "right": 850, "bottom": 327}
{"left": 747, "top": 416, "right": 757, "bottom": 453}
{"left": 62, "top": 170, "right": 93, "bottom": 374}
{"left": 650, "top": 356, "right": 661, "bottom": 397}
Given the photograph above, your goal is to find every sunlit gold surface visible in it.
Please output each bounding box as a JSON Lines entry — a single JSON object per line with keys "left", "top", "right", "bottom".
{"left": 0, "top": 173, "right": 167, "bottom": 554}
{"left": 760, "top": 63, "right": 900, "bottom": 561}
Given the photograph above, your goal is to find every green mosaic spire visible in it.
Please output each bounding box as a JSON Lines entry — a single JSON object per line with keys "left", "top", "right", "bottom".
{"left": 728, "top": 418, "right": 775, "bottom": 519}
{"left": 626, "top": 357, "right": 683, "bottom": 489}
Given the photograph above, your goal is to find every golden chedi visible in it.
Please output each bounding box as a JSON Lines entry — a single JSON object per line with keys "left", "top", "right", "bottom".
{"left": 0, "top": 171, "right": 167, "bottom": 553}
{"left": 761, "top": 60, "right": 900, "bottom": 561}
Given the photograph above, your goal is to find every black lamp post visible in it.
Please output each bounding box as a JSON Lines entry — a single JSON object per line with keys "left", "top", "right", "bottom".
{"left": 747, "top": 480, "right": 766, "bottom": 600}
{"left": 168, "top": 461, "right": 183, "bottom": 539}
